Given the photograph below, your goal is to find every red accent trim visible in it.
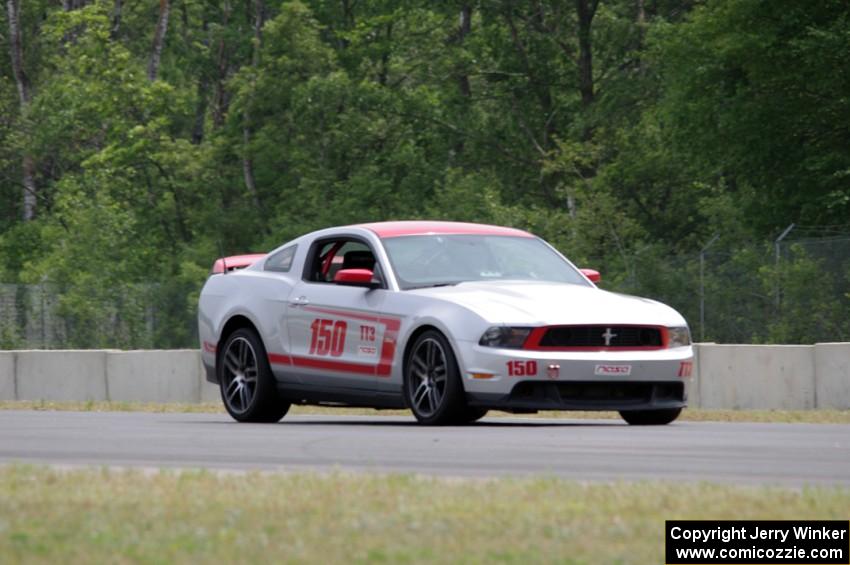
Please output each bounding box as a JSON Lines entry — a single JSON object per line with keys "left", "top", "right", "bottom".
{"left": 523, "top": 325, "right": 669, "bottom": 352}
{"left": 356, "top": 221, "right": 534, "bottom": 239}
{"left": 268, "top": 353, "right": 292, "bottom": 365}
{"left": 678, "top": 361, "right": 693, "bottom": 377}
{"left": 269, "top": 353, "right": 374, "bottom": 375}
{"left": 580, "top": 268, "right": 601, "bottom": 283}
{"left": 212, "top": 253, "right": 266, "bottom": 274}
{"left": 291, "top": 356, "right": 375, "bottom": 375}
{"left": 202, "top": 341, "right": 217, "bottom": 353}
{"left": 266, "top": 306, "right": 401, "bottom": 378}
{"left": 333, "top": 268, "right": 374, "bottom": 285}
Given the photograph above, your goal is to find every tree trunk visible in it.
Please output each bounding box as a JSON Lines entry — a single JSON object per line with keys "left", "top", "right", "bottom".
{"left": 6, "top": 0, "right": 37, "bottom": 221}
{"left": 212, "top": 1, "right": 232, "bottom": 128}
{"left": 634, "top": 0, "right": 646, "bottom": 70}
{"left": 341, "top": 0, "right": 354, "bottom": 28}
{"left": 576, "top": 0, "right": 599, "bottom": 144}
{"left": 452, "top": 4, "right": 472, "bottom": 158}
{"left": 576, "top": 0, "right": 598, "bottom": 108}
{"left": 378, "top": 22, "right": 392, "bottom": 86}
{"left": 191, "top": 18, "right": 210, "bottom": 144}
{"left": 192, "top": 76, "right": 209, "bottom": 144}
{"left": 110, "top": 0, "right": 122, "bottom": 38}
{"left": 6, "top": 0, "right": 29, "bottom": 106}
{"left": 147, "top": 0, "right": 170, "bottom": 81}
{"left": 242, "top": 127, "right": 259, "bottom": 209}
{"left": 20, "top": 154, "right": 37, "bottom": 221}
{"left": 242, "top": 0, "right": 263, "bottom": 210}
{"left": 457, "top": 4, "right": 471, "bottom": 98}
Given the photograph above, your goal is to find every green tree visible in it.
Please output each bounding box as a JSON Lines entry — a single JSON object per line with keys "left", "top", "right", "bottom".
{"left": 652, "top": 0, "right": 850, "bottom": 230}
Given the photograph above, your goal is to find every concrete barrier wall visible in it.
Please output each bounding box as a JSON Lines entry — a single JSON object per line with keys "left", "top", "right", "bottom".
{"left": 692, "top": 345, "right": 816, "bottom": 410}
{"left": 16, "top": 350, "right": 109, "bottom": 402}
{"left": 107, "top": 351, "right": 203, "bottom": 403}
{"left": 2, "top": 350, "right": 218, "bottom": 404}
{"left": 1, "top": 345, "right": 848, "bottom": 409}
{"left": 0, "top": 351, "right": 15, "bottom": 400}
{"left": 813, "top": 343, "right": 850, "bottom": 410}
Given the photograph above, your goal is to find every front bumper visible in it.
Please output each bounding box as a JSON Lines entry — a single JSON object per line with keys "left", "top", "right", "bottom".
{"left": 467, "top": 380, "right": 685, "bottom": 411}
{"left": 455, "top": 339, "right": 693, "bottom": 411}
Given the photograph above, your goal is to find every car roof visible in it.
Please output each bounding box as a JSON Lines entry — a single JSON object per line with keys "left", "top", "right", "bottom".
{"left": 354, "top": 221, "right": 533, "bottom": 239}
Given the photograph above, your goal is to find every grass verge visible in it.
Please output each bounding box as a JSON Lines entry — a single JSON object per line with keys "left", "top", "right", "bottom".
{"left": 1, "top": 465, "right": 848, "bottom": 564}
{"left": 1, "top": 400, "right": 850, "bottom": 424}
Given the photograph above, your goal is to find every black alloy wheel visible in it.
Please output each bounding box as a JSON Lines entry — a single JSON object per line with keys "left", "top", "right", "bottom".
{"left": 219, "top": 328, "right": 290, "bottom": 423}
{"left": 404, "top": 330, "right": 467, "bottom": 425}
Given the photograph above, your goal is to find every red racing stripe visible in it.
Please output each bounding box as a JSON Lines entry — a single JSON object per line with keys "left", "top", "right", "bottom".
{"left": 268, "top": 353, "right": 292, "bottom": 365}
{"left": 291, "top": 356, "right": 375, "bottom": 375}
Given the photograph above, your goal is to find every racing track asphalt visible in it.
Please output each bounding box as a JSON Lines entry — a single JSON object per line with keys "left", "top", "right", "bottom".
{"left": 1, "top": 410, "right": 849, "bottom": 486}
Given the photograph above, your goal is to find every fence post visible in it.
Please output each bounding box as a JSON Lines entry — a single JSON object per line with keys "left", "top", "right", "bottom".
{"left": 774, "top": 223, "right": 795, "bottom": 311}
{"left": 699, "top": 234, "right": 720, "bottom": 342}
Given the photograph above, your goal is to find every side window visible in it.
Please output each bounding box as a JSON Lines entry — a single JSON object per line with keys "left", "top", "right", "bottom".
{"left": 305, "top": 239, "right": 377, "bottom": 283}
{"left": 264, "top": 245, "right": 297, "bottom": 272}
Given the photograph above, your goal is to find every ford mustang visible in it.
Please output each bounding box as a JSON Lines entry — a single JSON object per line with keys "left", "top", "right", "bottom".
{"left": 198, "top": 221, "right": 693, "bottom": 425}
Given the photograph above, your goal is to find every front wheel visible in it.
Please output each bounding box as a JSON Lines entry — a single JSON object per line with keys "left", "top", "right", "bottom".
{"left": 458, "top": 407, "right": 489, "bottom": 424}
{"left": 403, "top": 331, "right": 466, "bottom": 425}
{"left": 219, "top": 328, "right": 290, "bottom": 423}
{"left": 619, "top": 408, "right": 682, "bottom": 426}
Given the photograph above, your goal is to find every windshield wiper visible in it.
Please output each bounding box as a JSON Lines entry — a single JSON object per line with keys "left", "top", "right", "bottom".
{"left": 405, "top": 282, "right": 461, "bottom": 290}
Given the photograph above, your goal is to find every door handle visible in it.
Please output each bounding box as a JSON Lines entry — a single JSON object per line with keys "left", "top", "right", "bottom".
{"left": 288, "top": 296, "right": 309, "bottom": 307}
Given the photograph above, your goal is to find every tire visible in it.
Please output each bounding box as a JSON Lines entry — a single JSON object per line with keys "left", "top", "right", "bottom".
{"left": 619, "top": 408, "right": 682, "bottom": 426}
{"left": 457, "top": 407, "right": 489, "bottom": 424}
{"left": 403, "top": 330, "right": 466, "bottom": 425}
{"left": 218, "top": 328, "right": 290, "bottom": 423}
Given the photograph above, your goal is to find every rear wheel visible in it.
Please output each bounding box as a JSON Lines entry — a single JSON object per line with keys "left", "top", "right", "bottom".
{"left": 619, "top": 408, "right": 682, "bottom": 426}
{"left": 219, "top": 328, "right": 290, "bottom": 423}
{"left": 404, "top": 331, "right": 466, "bottom": 425}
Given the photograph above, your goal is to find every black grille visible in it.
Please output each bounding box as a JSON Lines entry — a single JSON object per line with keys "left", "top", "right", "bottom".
{"left": 539, "top": 326, "right": 662, "bottom": 348}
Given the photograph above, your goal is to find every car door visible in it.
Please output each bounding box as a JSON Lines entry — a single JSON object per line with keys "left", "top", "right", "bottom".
{"left": 285, "top": 237, "right": 394, "bottom": 392}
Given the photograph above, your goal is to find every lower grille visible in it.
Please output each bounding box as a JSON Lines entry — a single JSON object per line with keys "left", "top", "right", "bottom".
{"left": 508, "top": 381, "right": 684, "bottom": 409}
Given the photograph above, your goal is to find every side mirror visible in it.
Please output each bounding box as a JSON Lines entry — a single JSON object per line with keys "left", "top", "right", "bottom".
{"left": 580, "top": 268, "right": 601, "bottom": 283}
{"left": 334, "top": 268, "right": 380, "bottom": 288}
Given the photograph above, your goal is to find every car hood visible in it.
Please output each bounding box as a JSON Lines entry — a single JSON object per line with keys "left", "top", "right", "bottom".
{"left": 407, "top": 281, "right": 687, "bottom": 327}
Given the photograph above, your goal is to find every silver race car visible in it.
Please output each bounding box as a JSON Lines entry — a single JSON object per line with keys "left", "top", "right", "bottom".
{"left": 199, "top": 221, "right": 693, "bottom": 425}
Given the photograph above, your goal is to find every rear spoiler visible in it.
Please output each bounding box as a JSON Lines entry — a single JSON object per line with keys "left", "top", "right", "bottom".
{"left": 211, "top": 253, "right": 266, "bottom": 274}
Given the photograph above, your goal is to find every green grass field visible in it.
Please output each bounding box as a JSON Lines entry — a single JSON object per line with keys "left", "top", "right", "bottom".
{"left": 1, "top": 466, "right": 848, "bottom": 564}
{"left": 2, "top": 400, "right": 850, "bottom": 424}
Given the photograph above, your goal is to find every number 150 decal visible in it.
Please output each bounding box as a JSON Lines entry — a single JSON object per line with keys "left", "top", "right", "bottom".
{"left": 507, "top": 360, "right": 537, "bottom": 377}
{"left": 309, "top": 319, "right": 347, "bottom": 357}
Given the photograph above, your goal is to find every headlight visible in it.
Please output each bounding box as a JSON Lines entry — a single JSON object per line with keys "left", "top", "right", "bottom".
{"left": 667, "top": 326, "right": 691, "bottom": 348}
{"left": 479, "top": 326, "right": 532, "bottom": 348}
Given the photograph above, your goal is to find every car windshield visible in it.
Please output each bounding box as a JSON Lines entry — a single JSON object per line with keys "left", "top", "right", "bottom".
{"left": 381, "top": 235, "right": 590, "bottom": 290}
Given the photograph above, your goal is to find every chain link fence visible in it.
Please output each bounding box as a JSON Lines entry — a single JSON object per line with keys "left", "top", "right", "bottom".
{"left": 0, "top": 282, "right": 197, "bottom": 350}
{"left": 619, "top": 228, "right": 850, "bottom": 344}
{"left": 1, "top": 229, "right": 848, "bottom": 349}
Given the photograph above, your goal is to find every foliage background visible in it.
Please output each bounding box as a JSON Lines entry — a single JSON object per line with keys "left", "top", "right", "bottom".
{"left": 1, "top": 0, "right": 848, "bottom": 348}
